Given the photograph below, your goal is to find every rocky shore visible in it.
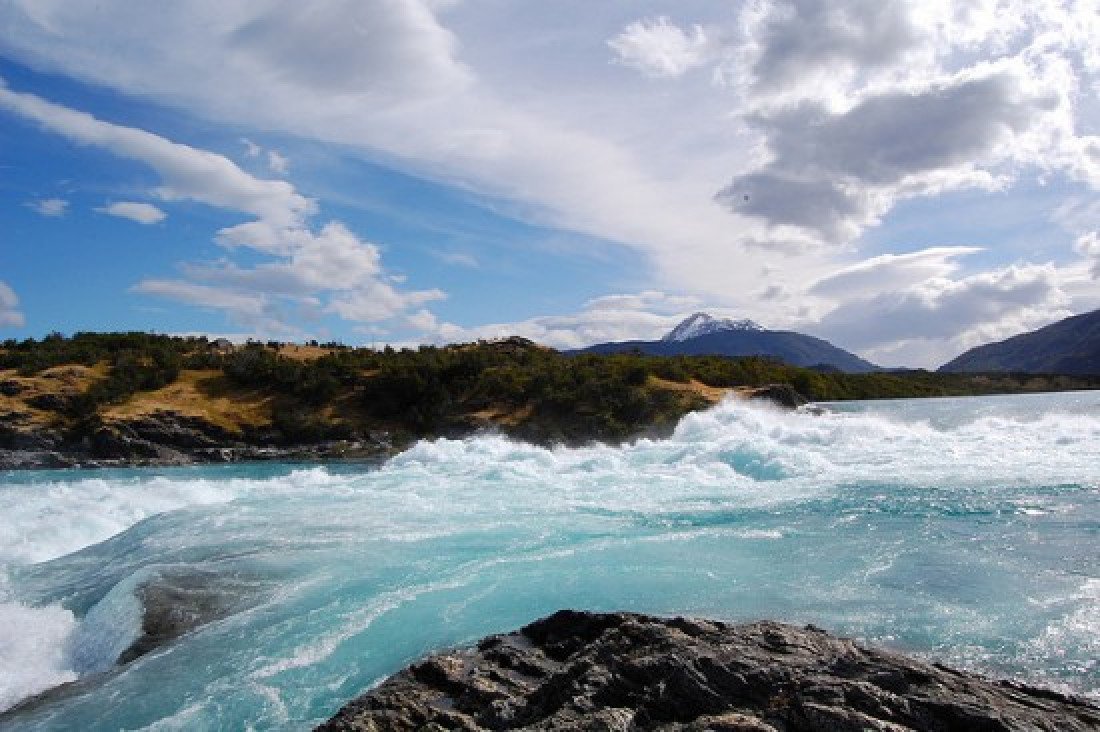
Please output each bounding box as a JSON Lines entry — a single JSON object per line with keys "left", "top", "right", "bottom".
{"left": 0, "top": 414, "right": 400, "bottom": 470}
{"left": 319, "top": 610, "right": 1100, "bottom": 731}
{"left": 0, "top": 385, "right": 810, "bottom": 471}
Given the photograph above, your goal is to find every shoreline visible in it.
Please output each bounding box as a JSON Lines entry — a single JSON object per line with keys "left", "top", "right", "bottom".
{"left": 0, "top": 384, "right": 809, "bottom": 471}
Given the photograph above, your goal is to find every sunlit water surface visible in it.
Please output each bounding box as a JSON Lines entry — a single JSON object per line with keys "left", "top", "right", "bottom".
{"left": 1, "top": 391, "right": 1097, "bottom": 729}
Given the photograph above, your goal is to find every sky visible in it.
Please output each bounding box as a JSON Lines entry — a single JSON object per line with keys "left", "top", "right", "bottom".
{"left": 1, "top": 1, "right": 1099, "bottom": 368}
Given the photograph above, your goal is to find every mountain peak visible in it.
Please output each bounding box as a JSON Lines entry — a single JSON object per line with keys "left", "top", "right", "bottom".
{"left": 663, "top": 312, "right": 762, "bottom": 342}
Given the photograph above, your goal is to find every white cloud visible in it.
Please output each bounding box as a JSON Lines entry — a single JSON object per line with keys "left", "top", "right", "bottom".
{"left": 1, "top": 84, "right": 315, "bottom": 228}
{"left": 738, "top": 0, "right": 919, "bottom": 99}
{"left": 809, "top": 247, "right": 984, "bottom": 299}
{"left": 0, "top": 281, "right": 25, "bottom": 328}
{"left": 401, "top": 292, "right": 757, "bottom": 350}
{"left": 27, "top": 198, "right": 67, "bottom": 217}
{"left": 0, "top": 1, "right": 766, "bottom": 302}
{"left": 583, "top": 290, "right": 701, "bottom": 314}
{"left": 266, "top": 150, "right": 289, "bottom": 175}
{"left": 435, "top": 250, "right": 479, "bottom": 268}
{"left": 608, "top": 16, "right": 710, "bottom": 78}
{"left": 718, "top": 68, "right": 1047, "bottom": 242}
{"left": 809, "top": 262, "right": 1071, "bottom": 367}
{"left": 98, "top": 201, "right": 167, "bottom": 224}
{"left": 0, "top": 85, "right": 444, "bottom": 337}
{"left": 1076, "top": 232, "right": 1100, "bottom": 277}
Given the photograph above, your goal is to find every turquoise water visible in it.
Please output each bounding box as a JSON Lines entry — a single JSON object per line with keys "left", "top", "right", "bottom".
{"left": 1, "top": 391, "right": 1098, "bottom": 729}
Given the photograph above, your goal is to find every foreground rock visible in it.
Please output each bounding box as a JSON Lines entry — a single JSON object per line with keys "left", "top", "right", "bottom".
{"left": 319, "top": 610, "right": 1100, "bottom": 731}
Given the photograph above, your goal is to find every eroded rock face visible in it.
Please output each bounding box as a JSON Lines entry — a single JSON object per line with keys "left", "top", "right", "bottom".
{"left": 318, "top": 610, "right": 1100, "bottom": 731}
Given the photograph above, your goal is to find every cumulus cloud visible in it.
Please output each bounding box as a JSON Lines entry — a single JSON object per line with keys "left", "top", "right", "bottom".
{"left": 230, "top": 0, "right": 471, "bottom": 100}
{"left": 718, "top": 69, "right": 1045, "bottom": 241}
{"left": 1076, "top": 232, "right": 1100, "bottom": 278}
{"left": 608, "top": 16, "right": 711, "bottom": 78}
{"left": 1, "top": 86, "right": 314, "bottom": 228}
{"left": 739, "top": 0, "right": 918, "bottom": 97}
{"left": 0, "top": 1, "right": 759, "bottom": 302}
{"left": 0, "top": 85, "right": 443, "bottom": 336}
{"left": 808, "top": 261, "right": 1071, "bottom": 367}
{"left": 0, "top": 281, "right": 25, "bottom": 328}
{"left": 98, "top": 201, "right": 167, "bottom": 224}
{"left": 27, "top": 198, "right": 67, "bottom": 217}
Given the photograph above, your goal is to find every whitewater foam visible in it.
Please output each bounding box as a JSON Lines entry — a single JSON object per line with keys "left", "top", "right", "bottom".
{"left": 1, "top": 391, "right": 1098, "bottom": 728}
{"left": 0, "top": 599, "right": 77, "bottom": 712}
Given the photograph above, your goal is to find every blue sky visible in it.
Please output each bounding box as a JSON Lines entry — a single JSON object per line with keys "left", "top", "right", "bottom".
{"left": 1, "top": 1, "right": 1099, "bottom": 367}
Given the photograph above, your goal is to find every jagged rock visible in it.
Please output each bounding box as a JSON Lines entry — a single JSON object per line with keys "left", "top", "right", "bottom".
{"left": 742, "top": 384, "right": 809, "bottom": 409}
{"left": 89, "top": 425, "right": 186, "bottom": 462}
{"left": 318, "top": 610, "right": 1100, "bottom": 732}
{"left": 0, "top": 449, "right": 73, "bottom": 470}
{"left": 122, "top": 411, "right": 237, "bottom": 449}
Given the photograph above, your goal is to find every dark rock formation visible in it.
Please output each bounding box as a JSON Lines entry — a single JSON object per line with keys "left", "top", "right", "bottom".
{"left": 118, "top": 570, "right": 269, "bottom": 664}
{"left": 319, "top": 610, "right": 1100, "bottom": 731}
{"left": 742, "top": 384, "right": 809, "bottom": 409}
{"left": 0, "top": 406, "right": 400, "bottom": 470}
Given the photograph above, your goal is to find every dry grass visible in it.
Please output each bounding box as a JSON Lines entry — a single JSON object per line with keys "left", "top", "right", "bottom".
{"left": 467, "top": 404, "right": 535, "bottom": 426}
{"left": 0, "top": 364, "right": 106, "bottom": 428}
{"left": 103, "top": 369, "right": 275, "bottom": 433}
{"left": 276, "top": 344, "right": 339, "bottom": 361}
{"left": 648, "top": 376, "right": 730, "bottom": 404}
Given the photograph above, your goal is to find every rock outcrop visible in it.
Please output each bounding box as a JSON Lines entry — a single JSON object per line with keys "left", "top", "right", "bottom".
{"left": 319, "top": 610, "right": 1100, "bottom": 731}
{"left": 739, "top": 384, "right": 809, "bottom": 409}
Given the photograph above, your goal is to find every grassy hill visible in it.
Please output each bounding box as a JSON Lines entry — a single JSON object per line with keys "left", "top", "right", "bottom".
{"left": 3, "top": 332, "right": 1099, "bottom": 466}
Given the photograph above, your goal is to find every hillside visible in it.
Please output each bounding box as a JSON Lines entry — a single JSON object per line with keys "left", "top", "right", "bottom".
{"left": 3, "top": 332, "right": 1098, "bottom": 469}
{"left": 940, "top": 309, "right": 1100, "bottom": 374}
{"left": 576, "top": 313, "right": 879, "bottom": 372}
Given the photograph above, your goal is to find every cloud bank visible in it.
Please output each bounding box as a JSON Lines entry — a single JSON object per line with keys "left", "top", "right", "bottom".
{"left": 1, "top": 1, "right": 1098, "bottom": 363}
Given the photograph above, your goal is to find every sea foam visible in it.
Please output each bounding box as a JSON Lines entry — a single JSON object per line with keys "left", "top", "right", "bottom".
{"left": 0, "top": 392, "right": 1097, "bottom": 728}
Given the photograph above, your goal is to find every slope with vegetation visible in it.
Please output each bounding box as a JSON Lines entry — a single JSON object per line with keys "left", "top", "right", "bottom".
{"left": 2, "top": 332, "right": 1098, "bottom": 468}
{"left": 940, "top": 308, "right": 1100, "bottom": 374}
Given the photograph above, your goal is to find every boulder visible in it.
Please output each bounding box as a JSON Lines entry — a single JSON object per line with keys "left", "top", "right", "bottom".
{"left": 743, "top": 384, "right": 809, "bottom": 409}
{"left": 319, "top": 610, "right": 1100, "bottom": 731}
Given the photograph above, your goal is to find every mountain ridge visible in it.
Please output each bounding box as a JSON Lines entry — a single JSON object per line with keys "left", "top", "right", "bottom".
{"left": 662, "top": 312, "right": 762, "bottom": 342}
{"left": 576, "top": 313, "right": 879, "bottom": 373}
{"left": 940, "top": 309, "right": 1100, "bottom": 374}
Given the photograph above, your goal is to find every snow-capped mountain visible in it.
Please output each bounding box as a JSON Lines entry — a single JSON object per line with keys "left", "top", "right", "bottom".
{"left": 574, "top": 312, "right": 879, "bottom": 373}
{"left": 662, "top": 313, "right": 762, "bottom": 342}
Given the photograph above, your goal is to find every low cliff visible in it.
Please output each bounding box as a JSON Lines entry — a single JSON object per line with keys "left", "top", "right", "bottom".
{"left": 319, "top": 610, "right": 1100, "bottom": 731}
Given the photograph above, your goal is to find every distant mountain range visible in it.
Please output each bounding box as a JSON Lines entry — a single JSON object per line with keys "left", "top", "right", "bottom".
{"left": 939, "top": 309, "right": 1100, "bottom": 374}
{"left": 575, "top": 313, "right": 879, "bottom": 373}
